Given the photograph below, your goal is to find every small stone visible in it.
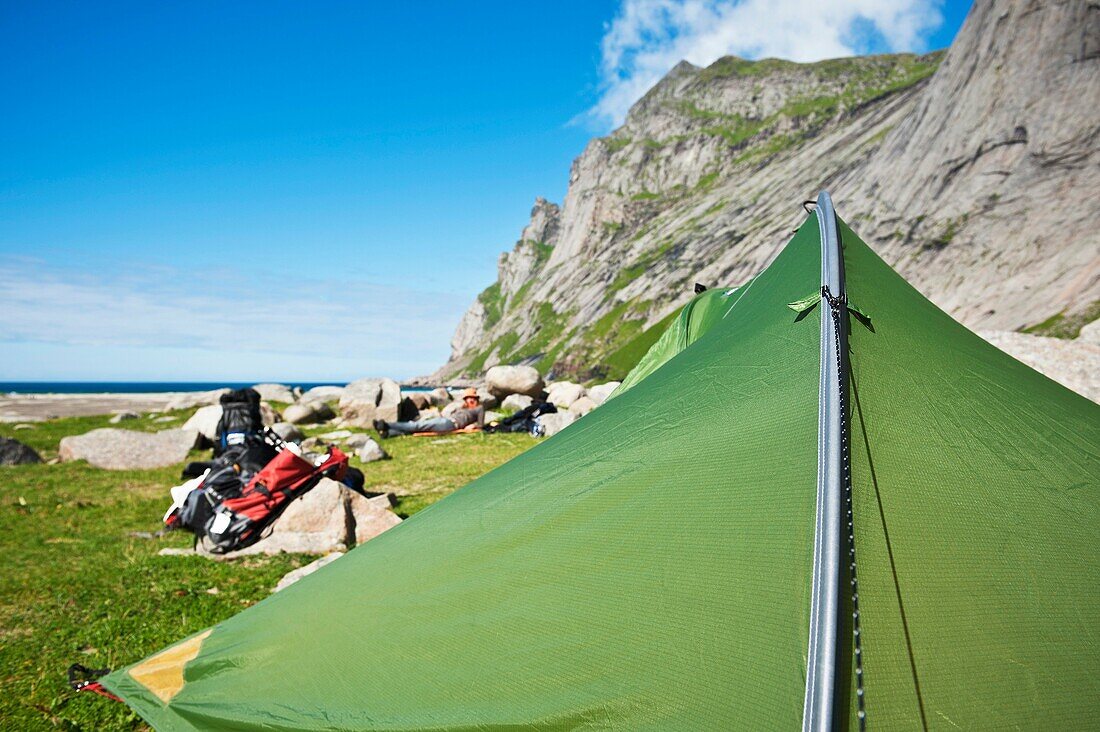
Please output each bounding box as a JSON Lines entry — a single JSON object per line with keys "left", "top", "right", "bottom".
{"left": 270, "top": 422, "right": 304, "bottom": 442}
{"left": 356, "top": 438, "right": 387, "bottom": 463}
{"left": 319, "top": 429, "right": 353, "bottom": 440}
{"left": 272, "top": 553, "right": 344, "bottom": 593}
{"left": 109, "top": 411, "right": 140, "bottom": 424}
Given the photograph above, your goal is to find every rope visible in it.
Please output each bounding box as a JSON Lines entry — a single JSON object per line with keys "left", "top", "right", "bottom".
{"left": 823, "top": 285, "right": 866, "bottom": 730}
{"left": 67, "top": 664, "right": 123, "bottom": 703}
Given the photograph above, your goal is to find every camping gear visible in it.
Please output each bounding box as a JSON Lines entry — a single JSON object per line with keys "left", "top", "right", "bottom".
{"left": 94, "top": 193, "right": 1100, "bottom": 729}
{"left": 201, "top": 446, "right": 349, "bottom": 554}
{"left": 214, "top": 388, "right": 264, "bottom": 455}
{"left": 483, "top": 401, "right": 557, "bottom": 434}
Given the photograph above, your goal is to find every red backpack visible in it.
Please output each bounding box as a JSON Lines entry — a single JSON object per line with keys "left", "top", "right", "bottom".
{"left": 203, "top": 446, "right": 349, "bottom": 554}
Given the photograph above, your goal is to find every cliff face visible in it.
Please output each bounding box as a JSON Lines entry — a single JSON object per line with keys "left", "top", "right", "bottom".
{"left": 438, "top": 0, "right": 1100, "bottom": 381}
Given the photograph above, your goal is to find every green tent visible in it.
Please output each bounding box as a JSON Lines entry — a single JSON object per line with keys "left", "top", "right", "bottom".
{"left": 611, "top": 283, "right": 743, "bottom": 398}
{"left": 103, "top": 194, "right": 1100, "bottom": 730}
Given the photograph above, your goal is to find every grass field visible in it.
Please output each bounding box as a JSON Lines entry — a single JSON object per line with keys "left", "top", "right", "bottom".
{"left": 0, "top": 411, "right": 534, "bottom": 730}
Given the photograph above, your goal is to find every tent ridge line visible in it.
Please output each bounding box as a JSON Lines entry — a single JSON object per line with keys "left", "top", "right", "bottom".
{"left": 802, "top": 191, "right": 847, "bottom": 732}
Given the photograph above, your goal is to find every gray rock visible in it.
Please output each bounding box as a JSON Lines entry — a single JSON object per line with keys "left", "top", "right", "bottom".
{"left": 418, "top": 407, "right": 442, "bottom": 419}
{"left": 586, "top": 382, "right": 621, "bottom": 405}
{"left": 476, "top": 387, "right": 498, "bottom": 409}
{"left": 271, "top": 422, "right": 304, "bottom": 442}
{"left": 251, "top": 383, "right": 296, "bottom": 403}
{"left": 1080, "top": 320, "right": 1100, "bottom": 346}
{"left": 182, "top": 404, "right": 222, "bottom": 441}
{"left": 547, "top": 382, "right": 586, "bottom": 409}
{"left": 346, "top": 491, "right": 402, "bottom": 545}
{"left": 109, "top": 411, "right": 140, "bottom": 424}
{"left": 343, "top": 433, "right": 370, "bottom": 449}
{"left": 0, "top": 437, "right": 42, "bottom": 465}
{"left": 272, "top": 552, "right": 344, "bottom": 593}
{"left": 283, "top": 401, "right": 335, "bottom": 425}
{"left": 569, "top": 396, "right": 598, "bottom": 417}
{"left": 485, "top": 365, "right": 544, "bottom": 398}
{"left": 13, "top": 424, "right": 34, "bottom": 430}
{"left": 501, "top": 393, "right": 533, "bottom": 412}
{"left": 484, "top": 410, "right": 502, "bottom": 424}
{"left": 535, "top": 412, "right": 576, "bottom": 437}
{"left": 164, "top": 389, "right": 229, "bottom": 411}
{"left": 426, "top": 387, "right": 451, "bottom": 407}
{"left": 339, "top": 378, "right": 402, "bottom": 427}
{"left": 319, "top": 429, "right": 353, "bottom": 440}
{"left": 58, "top": 428, "right": 200, "bottom": 470}
{"left": 356, "top": 438, "right": 387, "bottom": 463}
{"left": 408, "top": 392, "right": 431, "bottom": 410}
{"left": 301, "top": 385, "right": 346, "bottom": 403}
{"left": 152, "top": 416, "right": 178, "bottom": 423}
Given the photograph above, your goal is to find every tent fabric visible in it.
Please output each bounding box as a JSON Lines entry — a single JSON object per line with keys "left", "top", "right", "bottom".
{"left": 611, "top": 284, "right": 740, "bottom": 398}
{"left": 102, "top": 207, "right": 1100, "bottom": 730}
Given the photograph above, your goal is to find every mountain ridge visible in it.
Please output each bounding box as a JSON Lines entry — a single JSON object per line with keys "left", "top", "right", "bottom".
{"left": 436, "top": 0, "right": 1100, "bottom": 381}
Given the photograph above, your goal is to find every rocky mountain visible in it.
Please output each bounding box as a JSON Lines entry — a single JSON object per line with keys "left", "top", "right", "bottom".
{"left": 437, "top": 0, "right": 1100, "bottom": 381}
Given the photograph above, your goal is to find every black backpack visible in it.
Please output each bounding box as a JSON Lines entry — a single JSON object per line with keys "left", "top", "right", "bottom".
{"left": 215, "top": 388, "right": 264, "bottom": 455}
{"left": 484, "top": 401, "right": 557, "bottom": 434}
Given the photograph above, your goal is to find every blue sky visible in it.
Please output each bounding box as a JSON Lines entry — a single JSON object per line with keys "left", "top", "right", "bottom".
{"left": 0, "top": 0, "right": 971, "bottom": 381}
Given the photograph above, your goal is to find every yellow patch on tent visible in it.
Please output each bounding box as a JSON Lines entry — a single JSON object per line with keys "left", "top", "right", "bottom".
{"left": 128, "top": 629, "right": 212, "bottom": 703}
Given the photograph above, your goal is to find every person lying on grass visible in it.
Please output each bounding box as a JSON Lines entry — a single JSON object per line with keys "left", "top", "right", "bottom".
{"left": 374, "top": 387, "right": 485, "bottom": 438}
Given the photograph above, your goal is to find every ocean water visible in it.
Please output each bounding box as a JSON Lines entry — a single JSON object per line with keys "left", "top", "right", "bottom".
{"left": 0, "top": 381, "right": 432, "bottom": 395}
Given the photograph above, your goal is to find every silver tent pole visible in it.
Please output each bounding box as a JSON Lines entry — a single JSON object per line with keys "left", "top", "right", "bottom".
{"left": 802, "top": 190, "right": 846, "bottom": 732}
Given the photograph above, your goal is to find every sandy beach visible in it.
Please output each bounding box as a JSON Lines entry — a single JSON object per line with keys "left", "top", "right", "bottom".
{"left": 0, "top": 392, "right": 186, "bottom": 422}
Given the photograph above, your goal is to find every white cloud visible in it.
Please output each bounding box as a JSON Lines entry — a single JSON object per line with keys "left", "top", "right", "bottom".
{"left": 590, "top": 0, "right": 944, "bottom": 126}
{"left": 0, "top": 256, "right": 468, "bottom": 380}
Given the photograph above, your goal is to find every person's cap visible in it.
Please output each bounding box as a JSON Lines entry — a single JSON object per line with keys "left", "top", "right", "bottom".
{"left": 462, "top": 387, "right": 480, "bottom": 399}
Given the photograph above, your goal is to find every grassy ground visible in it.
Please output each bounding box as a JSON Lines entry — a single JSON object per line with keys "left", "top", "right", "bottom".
{"left": 0, "top": 411, "right": 533, "bottom": 730}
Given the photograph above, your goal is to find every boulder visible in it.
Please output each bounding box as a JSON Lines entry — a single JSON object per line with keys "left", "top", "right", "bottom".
{"left": 283, "top": 401, "right": 335, "bottom": 425}
{"left": 109, "top": 411, "right": 140, "bottom": 424}
{"left": 271, "top": 422, "right": 304, "bottom": 442}
{"left": 408, "top": 392, "right": 431, "bottom": 410}
{"left": 501, "top": 393, "right": 533, "bottom": 412}
{"left": 569, "top": 396, "right": 597, "bottom": 417}
{"left": 426, "top": 387, "right": 451, "bottom": 407}
{"left": 587, "top": 382, "right": 621, "bottom": 405}
{"left": 183, "top": 402, "right": 280, "bottom": 441}
{"left": 547, "top": 382, "right": 586, "bottom": 409}
{"left": 339, "top": 378, "right": 402, "bottom": 427}
{"left": 485, "top": 365, "right": 544, "bottom": 398}
{"left": 535, "top": 412, "right": 576, "bottom": 437}
{"left": 272, "top": 553, "right": 344, "bottom": 593}
{"left": 418, "top": 407, "right": 442, "bottom": 419}
{"left": 195, "top": 478, "right": 401, "bottom": 557}
{"left": 476, "top": 387, "right": 499, "bottom": 409}
{"left": 182, "top": 404, "right": 222, "bottom": 441}
{"left": 346, "top": 491, "right": 402, "bottom": 545}
{"left": 343, "top": 433, "right": 371, "bottom": 449}
{"left": 301, "top": 385, "right": 346, "bottom": 403}
{"left": 0, "top": 437, "right": 42, "bottom": 465}
{"left": 164, "top": 389, "right": 229, "bottom": 411}
{"left": 356, "top": 437, "right": 387, "bottom": 463}
{"left": 251, "top": 383, "right": 296, "bottom": 403}
{"left": 59, "top": 428, "right": 200, "bottom": 470}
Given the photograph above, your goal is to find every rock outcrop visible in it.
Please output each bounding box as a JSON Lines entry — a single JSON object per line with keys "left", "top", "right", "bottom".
{"left": 437, "top": 0, "right": 1100, "bottom": 382}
